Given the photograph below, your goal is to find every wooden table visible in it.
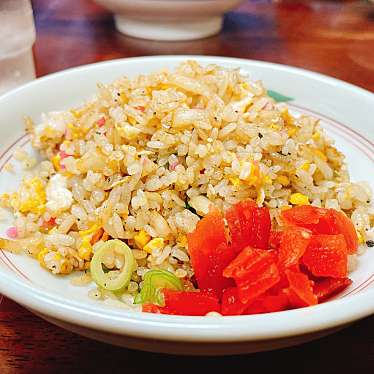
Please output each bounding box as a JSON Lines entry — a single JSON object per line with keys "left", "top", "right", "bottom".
{"left": 1, "top": 0, "right": 373, "bottom": 372}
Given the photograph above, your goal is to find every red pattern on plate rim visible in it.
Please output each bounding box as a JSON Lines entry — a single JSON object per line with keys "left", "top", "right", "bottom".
{"left": 0, "top": 136, "right": 31, "bottom": 282}
{"left": 289, "top": 104, "right": 374, "bottom": 163}
{"left": 0, "top": 109, "right": 373, "bottom": 297}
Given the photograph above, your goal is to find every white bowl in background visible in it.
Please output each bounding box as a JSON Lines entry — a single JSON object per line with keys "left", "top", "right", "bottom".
{"left": 0, "top": 56, "right": 373, "bottom": 355}
{"left": 92, "top": 0, "right": 246, "bottom": 40}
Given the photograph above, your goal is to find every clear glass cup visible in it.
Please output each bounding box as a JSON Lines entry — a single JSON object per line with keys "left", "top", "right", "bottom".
{"left": 0, "top": 0, "right": 36, "bottom": 96}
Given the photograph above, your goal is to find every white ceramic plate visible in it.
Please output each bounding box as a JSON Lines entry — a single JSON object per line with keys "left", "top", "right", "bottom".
{"left": 0, "top": 56, "right": 373, "bottom": 355}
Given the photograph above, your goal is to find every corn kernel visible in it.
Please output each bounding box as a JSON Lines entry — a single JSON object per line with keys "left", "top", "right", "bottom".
{"left": 143, "top": 237, "right": 164, "bottom": 254}
{"left": 78, "top": 238, "right": 92, "bottom": 261}
{"left": 276, "top": 175, "right": 290, "bottom": 186}
{"left": 134, "top": 230, "right": 151, "bottom": 249}
{"left": 290, "top": 193, "right": 310, "bottom": 205}
{"left": 118, "top": 92, "right": 127, "bottom": 104}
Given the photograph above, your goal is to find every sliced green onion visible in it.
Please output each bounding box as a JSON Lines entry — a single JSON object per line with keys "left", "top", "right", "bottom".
{"left": 134, "top": 269, "right": 183, "bottom": 306}
{"left": 90, "top": 239, "right": 135, "bottom": 291}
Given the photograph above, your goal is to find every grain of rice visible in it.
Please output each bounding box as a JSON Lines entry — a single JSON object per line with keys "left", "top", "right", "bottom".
{"left": 206, "top": 311, "right": 222, "bottom": 317}
{"left": 149, "top": 211, "right": 171, "bottom": 237}
{"left": 112, "top": 213, "right": 126, "bottom": 239}
{"left": 13, "top": 148, "right": 28, "bottom": 161}
{"left": 155, "top": 245, "right": 172, "bottom": 265}
{"left": 171, "top": 247, "right": 190, "bottom": 262}
{"left": 70, "top": 272, "right": 92, "bottom": 286}
{"left": 348, "top": 255, "right": 358, "bottom": 273}
{"left": 88, "top": 288, "right": 102, "bottom": 300}
{"left": 103, "top": 298, "right": 134, "bottom": 310}
{"left": 4, "top": 162, "right": 14, "bottom": 172}
{"left": 175, "top": 268, "right": 187, "bottom": 278}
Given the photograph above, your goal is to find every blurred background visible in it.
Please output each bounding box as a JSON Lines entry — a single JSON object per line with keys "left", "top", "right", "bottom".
{"left": 1, "top": 0, "right": 373, "bottom": 93}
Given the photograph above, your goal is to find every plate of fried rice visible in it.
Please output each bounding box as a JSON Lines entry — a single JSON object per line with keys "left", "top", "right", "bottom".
{"left": 0, "top": 56, "right": 373, "bottom": 355}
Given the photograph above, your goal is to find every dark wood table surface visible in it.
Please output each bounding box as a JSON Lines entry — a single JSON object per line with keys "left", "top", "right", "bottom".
{"left": 1, "top": 0, "right": 374, "bottom": 372}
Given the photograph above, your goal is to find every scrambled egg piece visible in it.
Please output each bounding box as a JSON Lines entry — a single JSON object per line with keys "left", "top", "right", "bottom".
{"left": 176, "top": 234, "right": 188, "bottom": 247}
{"left": 312, "top": 131, "right": 320, "bottom": 140}
{"left": 134, "top": 230, "right": 151, "bottom": 249}
{"left": 239, "top": 161, "right": 261, "bottom": 186}
{"left": 228, "top": 176, "right": 241, "bottom": 187}
{"left": 35, "top": 111, "right": 74, "bottom": 138}
{"left": 290, "top": 193, "right": 309, "bottom": 205}
{"left": 115, "top": 123, "right": 140, "bottom": 141}
{"left": 38, "top": 249, "right": 49, "bottom": 267}
{"left": 77, "top": 224, "right": 100, "bottom": 261}
{"left": 143, "top": 238, "right": 164, "bottom": 254}
{"left": 78, "top": 238, "right": 92, "bottom": 261}
{"left": 300, "top": 162, "right": 310, "bottom": 171}
{"left": 9, "top": 177, "right": 46, "bottom": 214}
{"left": 356, "top": 230, "right": 364, "bottom": 244}
{"left": 46, "top": 174, "right": 73, "bottom": 213}
{"left": 51, "top": 154, "right": 61, "bottom": 171}
{"left": 313, "top": 149, "right": 328, "bottom": 162}
{"left": 79, "top": 224, "right": 100, "bottom": 237}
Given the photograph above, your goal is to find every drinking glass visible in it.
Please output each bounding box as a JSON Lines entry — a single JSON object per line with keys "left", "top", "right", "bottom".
{"left": 0, "top": 0, "right": 36, "bottom": 96}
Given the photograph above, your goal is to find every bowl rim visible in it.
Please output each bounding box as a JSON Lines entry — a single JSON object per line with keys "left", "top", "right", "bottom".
{"left": 0, "top": 55, "right": 373, "bottom": 343}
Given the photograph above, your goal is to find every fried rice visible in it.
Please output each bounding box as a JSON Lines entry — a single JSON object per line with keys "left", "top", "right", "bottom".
{"left": 1, "top": 60, "right": 373, "bottom": 309}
